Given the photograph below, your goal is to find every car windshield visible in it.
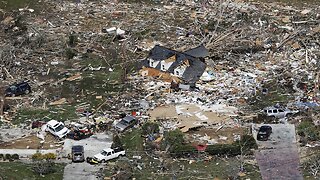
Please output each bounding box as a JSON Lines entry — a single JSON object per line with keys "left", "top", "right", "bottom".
{"left": 54, "top": 124, "right": 65, "bottom": 132}
{"left": 259, "top": 131, "right": 267, "bottom": 134}
{"left": 101, "top": 150, "right": 108, "bottom": 156}
{"left": 120, "top": 120, "right": 128, "bottom": 125}
{"left": 10, "top": 86, "right": 17, "bottom": 91}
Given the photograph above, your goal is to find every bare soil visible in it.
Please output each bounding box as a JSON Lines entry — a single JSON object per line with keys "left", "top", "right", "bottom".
{"left": 0, "top": 134, "right": 60, "bottom": 149}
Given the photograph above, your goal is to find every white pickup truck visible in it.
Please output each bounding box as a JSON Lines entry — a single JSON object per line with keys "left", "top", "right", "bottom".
{"left": 93, "top": 147, "right": 125, "bottom": 163}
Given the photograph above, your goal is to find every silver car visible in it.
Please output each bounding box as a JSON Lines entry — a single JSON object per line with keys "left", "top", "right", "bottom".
{"left": 114, "top": 116, "right": 137, "bottom": 132}
{"left": 263, "top": 107, "right": 298, "bottom": 118}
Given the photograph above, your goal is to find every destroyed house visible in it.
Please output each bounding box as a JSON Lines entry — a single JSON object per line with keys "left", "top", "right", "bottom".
{"left": 144, "top": 45, "right": 207, "bottom": 84}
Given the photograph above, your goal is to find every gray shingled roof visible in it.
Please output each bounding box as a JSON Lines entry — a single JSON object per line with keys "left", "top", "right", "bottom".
{"left": 145, "top": 45, "right": 207, "bottom": 84}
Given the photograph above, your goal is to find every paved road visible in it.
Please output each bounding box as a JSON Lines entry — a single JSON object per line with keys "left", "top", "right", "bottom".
{"left": 252, "top": 124, "right": 303, "bottom": 180}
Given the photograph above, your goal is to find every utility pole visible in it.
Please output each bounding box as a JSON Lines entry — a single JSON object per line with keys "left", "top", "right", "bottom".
{"left": 0, "top": 95, "right": 3, "bottom": 117}
{"left": 0, "top": 85, "right": 7, "bottom": 120}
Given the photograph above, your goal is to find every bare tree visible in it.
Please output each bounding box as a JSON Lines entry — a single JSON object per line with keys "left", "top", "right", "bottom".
{"left": 304, "top": 155, "right": 320, "bottom": 178}
{"left": 236, "top": 134, "right": 257, "bottom": 173}
{"left": 32, "top": 159, "right": 55, "bottom": 176}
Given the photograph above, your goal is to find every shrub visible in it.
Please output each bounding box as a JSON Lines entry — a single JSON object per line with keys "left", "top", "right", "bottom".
{"left": 163, "top": 129, "right": 184, "bottom": 152}
{"left": 142, "top": 122, "right": 160, "bottom": 135}
{"left": 68, "top": 34, "right": 77, "bottom": 47}
{"left": 164, "top": 131, "right": 257, "bottom": 157}
{"left": 32, "top": 153, "right": 43, "bottom": 160}
{"left": 298, "top": 121, "right": 320, "bottom": 141}
{"left": 43, "top": 153, "right": 56, "bottom": 160}
{"left": 111, "top": 134, "right": 123, "bottom": 149}
{"left": 171, "top": 145, "right": 197, "bottom": 157}
{"left": 65, "top": 48, "right": 76, "bottom": 59}
{"left": 5, "top": 154, "right": 12, "bottom": 160}
{"left": 206, "top": 144, "right": 241, "bottom": 156}
{"left": 11, "top": 154, "right": 19, "bottom": 160}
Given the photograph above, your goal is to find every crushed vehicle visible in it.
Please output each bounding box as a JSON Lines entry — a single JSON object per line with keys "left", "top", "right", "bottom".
{"left": 93, "top": 147, "right": 125, "bottom": 163}
{"left": 72, "top": 145, "right": 85, "bottom": 162}
{"left": 5, "top": 81, "right": 31, "bottom": 97}
{"left": 86, "top": 157, "right": 99, "bottom": 164}
{"left": 114, "top": 115, "right": 137, "bottom": 132}
{"left": 46, "top": 120, "right": 70, "bottom": 138}
{"left": 263, "top": 106, "right": 298, "bottom": 118}
{"left": 257, "top": 125, "right": 272, "bottom": 141}
{"left": 67, "top": 125, "right": 93, "bottom": 140}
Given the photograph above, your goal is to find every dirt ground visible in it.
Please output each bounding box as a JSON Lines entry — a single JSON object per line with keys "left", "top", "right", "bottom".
{"left": 0, "top": 134, "right": 60, "bottom": 149}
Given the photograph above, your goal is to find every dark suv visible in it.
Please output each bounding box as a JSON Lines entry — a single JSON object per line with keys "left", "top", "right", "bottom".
{"left": 257, "top": 125, "right": 272, "bottom": 141}
{"left": 71, "top": 145, "right": 84, "bottom": 162}
{"left": 5, "top": 82, "right": 31, "bottom": 97}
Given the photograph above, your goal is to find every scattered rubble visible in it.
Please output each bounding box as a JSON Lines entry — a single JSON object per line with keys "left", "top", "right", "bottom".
{"left": 0, "top": 0, "right": 320, "bottom": 179}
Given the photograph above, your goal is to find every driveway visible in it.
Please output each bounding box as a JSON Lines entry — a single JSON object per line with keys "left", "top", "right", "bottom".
{"left": 252, "top": 124, "right": 303, "bottom": 180}
{"left": 62, "top": 133, "right": 113, "bottom": 157}
{"left": 252, "top": 124, "right": 296, "bottom": 148}
{"left": 63, "top": 163, "right": 104, "bottom": 180}
{"left": 63, "top": 133, "right": 113, "bottom": 180}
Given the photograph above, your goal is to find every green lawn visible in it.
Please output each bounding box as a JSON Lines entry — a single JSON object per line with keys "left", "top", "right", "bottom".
{"left": 13, "top": 105, "right": 78, "bottom": 125}
{"left": 0, "top": 162, "right": 65, "bottom": 180}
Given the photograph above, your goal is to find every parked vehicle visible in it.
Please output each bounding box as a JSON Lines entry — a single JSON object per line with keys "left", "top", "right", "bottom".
{"left": 93, "top": 147, "right": 125, "bottom": 163}
{"left": 257, "top": 125, "right": 272, "bottom": 141}
{"left": 114, "top": 115, "right": 137, "bottom": 132}
{"left": 263, "top": 106, "right": 298, "bottom": 118}
{"left": 5, "top": 82, "right": 31, "bottom": 97}
{"left": 46, "top": 120, "right": 70, "bottom": 138}
{"left": 71, "top": 145, "right": 84, "bottom": 162}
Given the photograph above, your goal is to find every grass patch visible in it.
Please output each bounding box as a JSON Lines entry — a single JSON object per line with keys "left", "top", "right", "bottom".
{"left": 13, "top": 105, "right": 78, "bottom": 125}
{"left": 115, "top": 129, "right": 261, "bottom": 179}
{"left": 0, "top": 0, "right": 49, "bottom": 13}
{"left": 105, "top": 156, "right": 261, "bottom": 180}
{"left": 120, "top": 129, "right": 144, "bottom": 153}
{"left": 248, "top": 90, "right": 293, "bottom": 111}
{"left": 0, "top": 162, "right": 65, "bottom": 180}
